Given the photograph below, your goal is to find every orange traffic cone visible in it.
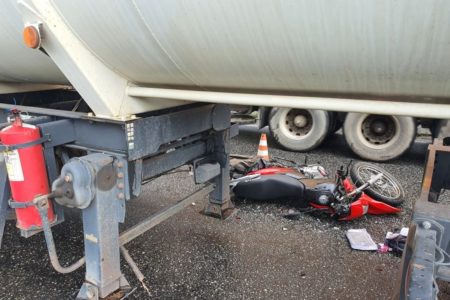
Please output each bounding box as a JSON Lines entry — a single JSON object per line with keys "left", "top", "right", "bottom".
{"left": 257, "top": 133, "right": 270, "bottom": 160}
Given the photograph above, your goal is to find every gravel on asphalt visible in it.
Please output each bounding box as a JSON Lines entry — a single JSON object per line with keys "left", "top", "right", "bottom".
{"left": 0, "top": 128, "right": 439, "bottom": 299}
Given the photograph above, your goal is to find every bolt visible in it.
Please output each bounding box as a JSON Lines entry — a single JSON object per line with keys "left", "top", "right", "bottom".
{"left": 117, "top": 182, "right": 124, "bottom": 189}
{"left": 64, "top": 173, "right": 72, "bottom": 183}
{"left": 422, "top": 221, "right": 432, "bottom": 230}
{"left": 117, "top": 172, "right": 124, "bottom": 179}
{"left": 118, "top": 193, "right": 125, "bottom": 200}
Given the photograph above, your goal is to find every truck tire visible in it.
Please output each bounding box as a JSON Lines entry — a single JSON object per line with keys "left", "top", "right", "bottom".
{"left": 343, "top": 113, "right": 416, "bottom": 161}
{"left": 327, "top": 112, "right": 343, "bottom": 135}
{"left": 269, "top": 108, "right": 330, "bottom": 151}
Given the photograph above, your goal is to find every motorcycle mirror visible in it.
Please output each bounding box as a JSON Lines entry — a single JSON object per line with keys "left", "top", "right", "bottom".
{"left": 335, "top": 166, "right": 344, "bottom": 183}
{"left": 345, "top": 160, "right": 353, "bottom": 176}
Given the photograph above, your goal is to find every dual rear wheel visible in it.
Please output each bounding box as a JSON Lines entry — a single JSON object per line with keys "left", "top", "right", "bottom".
{"left": 268, "top": 108, "right": 416, "bottom": 162}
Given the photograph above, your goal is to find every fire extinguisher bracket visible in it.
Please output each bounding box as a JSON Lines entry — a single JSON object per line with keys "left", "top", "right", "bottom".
{"left": 0, "top": 134, "right": 50, "bottom": 152}
{"left": 8, "top": 199, "right": 34, "bottom": 209}
{"left": 8, "top": 194, "right": 51, "bottom": 209}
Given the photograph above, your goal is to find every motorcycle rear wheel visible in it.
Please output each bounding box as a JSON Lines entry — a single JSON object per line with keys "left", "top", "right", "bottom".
{"left": 350, "top": 162, "right": 404, "bottom": 207}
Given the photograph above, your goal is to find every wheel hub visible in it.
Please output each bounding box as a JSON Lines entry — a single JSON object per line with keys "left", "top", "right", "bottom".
{"left": 283, "top": 109, "right": 313, "bottom": 137}
{"left": 371, "top": 120, "right": 387, "bottom": 135}
{"left": 294, "top": 115, "right": 308, "bottom": 127}
{"left": 361, "top": 115, "right": 396, "bottom": 145}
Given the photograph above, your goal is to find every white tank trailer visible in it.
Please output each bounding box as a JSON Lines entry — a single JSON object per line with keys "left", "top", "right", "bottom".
{"left": 2, "top": 0, "right": 450, "bottom": 160}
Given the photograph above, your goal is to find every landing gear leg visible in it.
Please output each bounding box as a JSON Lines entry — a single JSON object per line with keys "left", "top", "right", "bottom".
{"left": 204, "top": 129, "right": 235, "bottom": 219}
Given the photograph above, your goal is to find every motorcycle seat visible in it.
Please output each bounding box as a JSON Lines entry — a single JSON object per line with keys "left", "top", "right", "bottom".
{"left": 233, "top": 174, "right": 305, "bottom": 201}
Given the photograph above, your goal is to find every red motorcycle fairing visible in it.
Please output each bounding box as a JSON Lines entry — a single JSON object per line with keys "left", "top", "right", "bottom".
{"left": 248, "top": 167, "right": 297, "bottom": 176}
{"left": 339, "top": 179, "right": 400, "bottom": 221}
{"left": 310, "top": 203, "right": 334, "bottom": 213}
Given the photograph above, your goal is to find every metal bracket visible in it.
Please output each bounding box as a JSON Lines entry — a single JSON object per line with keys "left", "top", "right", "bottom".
{"left": 8, "top": 200, "right": 34, "bottom": 209}
{"left": 0, "top": 134, "right": 50, "bottom": 152}
{"left": 193, "top": 157, "right": 221, "bottom": 184}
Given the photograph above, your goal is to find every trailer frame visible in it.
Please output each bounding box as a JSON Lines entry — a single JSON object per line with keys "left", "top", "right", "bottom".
{"left": 0, "top": 102, "right": 234, "bottom": 299}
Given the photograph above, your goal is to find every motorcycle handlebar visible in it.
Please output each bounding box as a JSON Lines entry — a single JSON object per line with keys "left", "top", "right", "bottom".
{"left": 367, "top": 173, "right": 383, "bottom": 186}
{"left": 348, "top": 173, "right": 383, "bottom": 197}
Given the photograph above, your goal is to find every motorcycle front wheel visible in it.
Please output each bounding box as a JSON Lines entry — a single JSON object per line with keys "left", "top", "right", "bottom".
{"left": 350, "top": 162, "right": 404, "bottom": 207}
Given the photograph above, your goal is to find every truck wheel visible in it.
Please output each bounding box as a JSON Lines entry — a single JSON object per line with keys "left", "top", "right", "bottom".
{"left": 343, "top": 113, "right": 416, "bottom": 161}
{"left": 269, "top": 108, "right": 330, "bottom": 151}
{"left": 327, "top": 112, "right": 343, "bottom": 135}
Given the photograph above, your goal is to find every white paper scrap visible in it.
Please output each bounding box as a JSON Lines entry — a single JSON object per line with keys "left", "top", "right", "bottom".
{"left": 346, "top": 229, "right": 378, "bottom": 251}
{"left": 400, "top": 227, "right": 409, "bottom": 237}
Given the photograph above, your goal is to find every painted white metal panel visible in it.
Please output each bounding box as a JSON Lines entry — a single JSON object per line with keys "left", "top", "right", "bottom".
{"left": 51, "top": 0, "right": 450, "bottom": 99}
{"left": 0, "top": 0, "right": 65, "bottom": 84}
{"left": 128, "top": 86, "right": 450, "bottom": 119}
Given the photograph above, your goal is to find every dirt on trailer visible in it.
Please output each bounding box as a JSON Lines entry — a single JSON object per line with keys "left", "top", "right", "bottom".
{"left": 0, "top": 130, "right": 439, "bottom": 299}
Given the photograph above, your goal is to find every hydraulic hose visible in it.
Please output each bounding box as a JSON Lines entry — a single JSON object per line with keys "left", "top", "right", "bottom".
{"left": 36, "top": 197, "right": 85, "bottom": 274}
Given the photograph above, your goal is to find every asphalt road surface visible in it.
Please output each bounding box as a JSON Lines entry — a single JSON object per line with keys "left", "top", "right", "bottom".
{"left": 0, "top": 128, "right": 441, "bottom": 299}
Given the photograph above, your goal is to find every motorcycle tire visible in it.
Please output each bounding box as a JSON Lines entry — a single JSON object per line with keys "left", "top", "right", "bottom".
{"left": 350, "top": 162, "right": 404, "bottom": 207}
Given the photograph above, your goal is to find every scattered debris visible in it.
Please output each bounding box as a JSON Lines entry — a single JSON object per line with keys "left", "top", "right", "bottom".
{"left": 283, "top": 209, "right": 302, "bottom": 220}
{"left": 378, "top": 228, "right": 409, "bottom": 255}
{"left": 378, "top": 243, "right": 390, "bottom": 253}
{"left": 400, "top": 227, "right": 409, "bottom": 237}
{"left": 375, "top": 265, "right": 385, "bottom": 272}
{"left": 346, "top": 229, "right": 378, "bottom": 251}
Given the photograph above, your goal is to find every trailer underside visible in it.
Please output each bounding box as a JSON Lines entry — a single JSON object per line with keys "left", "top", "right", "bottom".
{"left": 0, "top": 101, "right": 235, "bottom": 299}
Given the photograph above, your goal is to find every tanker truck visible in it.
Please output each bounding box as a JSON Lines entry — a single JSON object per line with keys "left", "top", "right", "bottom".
{"left": 1, "top": 1, "right": 450, "bottom": 299}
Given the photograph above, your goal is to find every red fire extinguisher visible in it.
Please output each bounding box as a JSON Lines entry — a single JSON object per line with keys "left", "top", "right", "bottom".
{"left": 0, "top": 112, "right": 55, "bottom": 230}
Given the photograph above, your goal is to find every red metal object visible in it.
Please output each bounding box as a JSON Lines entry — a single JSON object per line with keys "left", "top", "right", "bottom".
{"left": 248, "top": 167, "right": 296, "bottom": 176}
{"left": 0, "top": 115, "right": 55, "bottom": 230}
{"left": 310, "top": 202, "right": 334, "bottom": 213}
{"left": 339, "top": 178, "right": 400, "bottom": 220}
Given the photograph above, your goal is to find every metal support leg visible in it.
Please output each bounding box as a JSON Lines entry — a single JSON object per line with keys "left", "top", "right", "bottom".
{"left": 0, "top": 159, "right": 11, "bottom": 248}
{"left": 204, "top": 129, "right": 235, "bottom": 218}
{"left": 72, "top": 155, "right": 128, "bottom": 299}
{"left": 396, "top": 139, "right": 450, "bottom": 299}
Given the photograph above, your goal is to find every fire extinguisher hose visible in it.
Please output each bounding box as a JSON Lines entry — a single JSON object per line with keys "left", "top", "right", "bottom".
{"left": 34, "top": 195, "right": 85, "bottom": 274}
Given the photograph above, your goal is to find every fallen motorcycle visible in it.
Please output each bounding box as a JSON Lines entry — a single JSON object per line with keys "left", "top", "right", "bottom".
{"left": 230, "top": 160, "right": 404, "bottom": 221}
